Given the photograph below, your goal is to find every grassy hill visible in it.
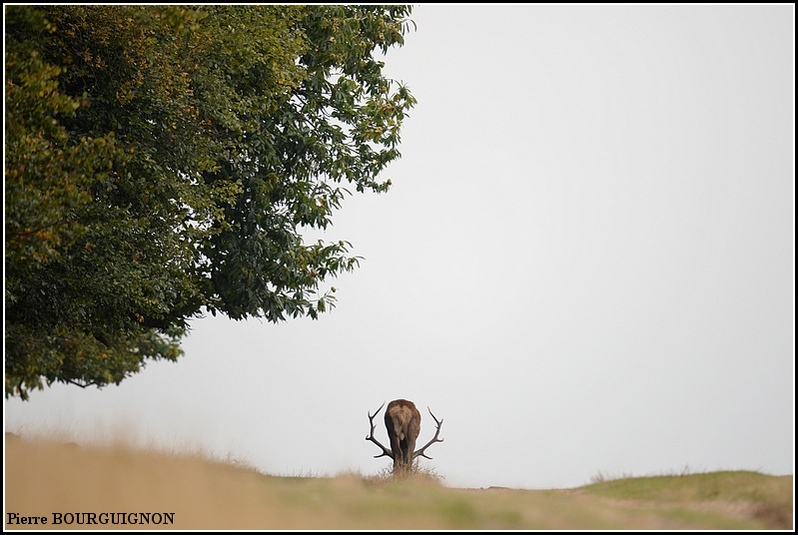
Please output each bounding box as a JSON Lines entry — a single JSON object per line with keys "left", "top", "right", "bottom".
{"left": 4, "top": 435, "right": 793, "bottom": 530}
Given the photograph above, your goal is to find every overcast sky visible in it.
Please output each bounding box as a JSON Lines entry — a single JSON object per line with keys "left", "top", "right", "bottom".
{"left": 5, "top": 4, "right": 795, "bottom": 490}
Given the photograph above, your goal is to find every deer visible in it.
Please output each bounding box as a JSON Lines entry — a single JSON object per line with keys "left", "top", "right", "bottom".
{"left": 365, "top": 398, "right": 444, "bottom": 474}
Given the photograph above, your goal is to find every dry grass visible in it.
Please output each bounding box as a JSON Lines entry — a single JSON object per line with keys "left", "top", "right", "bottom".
{"left": 4, "top": 434, "right": 793, "bottom": 530}
{"left": 582, "top": 469, "right": 794, "bottom": 530}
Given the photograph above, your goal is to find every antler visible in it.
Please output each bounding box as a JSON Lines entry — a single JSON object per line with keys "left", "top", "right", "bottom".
{"left": 365, "top": 402, "right": 393, "bottom": 459}
{"left": 413, "top": 407, "right": 444, "bottom": 460}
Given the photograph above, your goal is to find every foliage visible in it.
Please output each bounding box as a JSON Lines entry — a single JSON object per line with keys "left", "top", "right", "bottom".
{"left": 5, "top": 5, "right": 416, "bottom": 398}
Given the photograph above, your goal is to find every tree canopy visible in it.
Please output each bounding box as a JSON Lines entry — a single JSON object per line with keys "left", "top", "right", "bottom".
{"left": 5, "top": 5, "right": 416, "bottom": 399}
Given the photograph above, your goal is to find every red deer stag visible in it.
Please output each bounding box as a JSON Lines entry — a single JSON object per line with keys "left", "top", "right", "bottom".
{"left": 366, "top": 399, "right": 444, "bottom": 474}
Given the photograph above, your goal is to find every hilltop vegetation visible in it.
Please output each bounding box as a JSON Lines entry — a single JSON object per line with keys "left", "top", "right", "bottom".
{"left": 4, "top": 436, "right": 792, "bottom": 530}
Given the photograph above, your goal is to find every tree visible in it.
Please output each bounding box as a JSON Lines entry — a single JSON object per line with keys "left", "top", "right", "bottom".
{"left": 5, "top": 5, "right": 417, "bottom": 399}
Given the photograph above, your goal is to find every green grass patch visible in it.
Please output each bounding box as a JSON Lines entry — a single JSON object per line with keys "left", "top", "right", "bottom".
{"left": 5, "top": 436, "right": 793, "bottom": 530}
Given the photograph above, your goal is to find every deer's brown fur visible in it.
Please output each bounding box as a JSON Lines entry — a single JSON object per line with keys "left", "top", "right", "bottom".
{"left": 384, "top": 399, "right": 421, "bottom": 473}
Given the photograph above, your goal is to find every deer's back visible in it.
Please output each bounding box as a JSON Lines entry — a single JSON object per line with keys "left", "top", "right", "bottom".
{"left": 385, "top": 399, "right": 421, "bottom": 441}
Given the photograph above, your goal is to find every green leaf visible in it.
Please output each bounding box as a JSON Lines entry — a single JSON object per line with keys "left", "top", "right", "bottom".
{"left": 5, "top": 5, "right": 416, "bottom": 399}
